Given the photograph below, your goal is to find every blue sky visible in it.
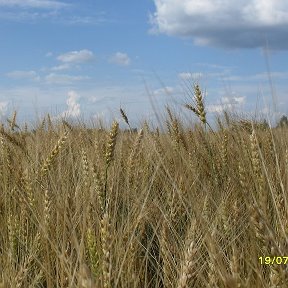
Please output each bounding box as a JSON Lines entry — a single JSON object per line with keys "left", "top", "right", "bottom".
{"left": 0, "top": 0, "right": 288, "bottom": 128}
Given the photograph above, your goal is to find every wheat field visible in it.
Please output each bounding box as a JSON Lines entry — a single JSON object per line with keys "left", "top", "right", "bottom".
{"left": 1, "top": 85, "right": 288, "bottom": 287}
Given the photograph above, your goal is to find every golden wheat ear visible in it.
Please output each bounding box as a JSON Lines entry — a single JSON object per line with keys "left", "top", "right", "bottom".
{"left": 105, "top": 121, "right": 119, "bottom": 167}
{"left": 183, "top": 84, "right": 207, "bottom": 127}
{"left": 103, "top": 121, "right": 119, "bottom": 209}
{"left": 40, "top": 129, "right": 69, "bottom": 177}
{"left": 7, "top": 111, "right": 20, "bottom": 131}
{"left": 194, "top": 84, "right": 207, "bottom": 125}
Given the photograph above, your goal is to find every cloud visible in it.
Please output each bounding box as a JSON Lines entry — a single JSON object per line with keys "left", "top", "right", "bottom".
{"left": 45, "top": 52, "right": 53, "bottom": 57}
{"left": 50, "top": 63, "right": 71, "bottom": 71}
{"left": 45, "top": 73, "right": 90, "bottom": 84}
{"left": 61, "top": 14, "right": 109, "bottom": 25}
{"left": 150, "top": 0, "right": 288, "bottom": 49}
{"left": 57, "top": 50, "right": 94, "bottom": 64}
{"left": 207, "top": 95, "right": 246, "bottom": 113}
{"left": 6, "top": 70, "right": 40, "bottom": 81}
{"left": 222, "top": 71, "right": 288, "bottom": 82}
{"left": 252, "top": 72, "right": 288, "bottom": 81}
{"left": 109, "top": 52, "right": 131, "bottom": 66}
{"left": 178, "top": 72, "right": 203, "bottom": 80}
{"left": 153, "top": 86, "right": 174, "bottom": 96}
{"left": 0, "top": 0, "right": 68, "bottom": 9}
{"left": 0, "top": 101, "right": 8, "bottom": 117}
{"left": 0, "top": 10, "right": 58, "bottom": 22}
{"left": 221, "top": 96, "right": 245, "bottom": 105}
{"left": 207, "top": 104, "right": 229, "bottom": 113}
{"left": 50, "top": 50, "right": 94, "bottom": 72}
{"left": 60, "top": 90, "right": 81, "bottom": 118}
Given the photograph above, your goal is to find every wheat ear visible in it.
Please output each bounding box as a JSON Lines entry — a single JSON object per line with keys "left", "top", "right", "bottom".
{"left": 120, "top": 108, "right": 132, "bottom": 131}
{"left": 86, "top": 228, "right": 99, "bottom": 279}
{"left": 194, "top": 84, "right": 207, "bottom": 125}
{"left": 105, "top": 121, "right": 119, "bottom": 167}
{"left": 8, "top": 111, "right": 20, "bottom": 131}
{"left": 104, "top": 121, "right": 119, "bottom": 208}
{"left": 177, "top": 219, "right": 197, "bottom": 288}
{"left": 81, "top": 148, "right": 89, "bottom": 187}
{"left": 184, "top": 84, "right": 209, "bottom": 130}
{"left": 40, "top": 130, "right": 69, "bottom": 177}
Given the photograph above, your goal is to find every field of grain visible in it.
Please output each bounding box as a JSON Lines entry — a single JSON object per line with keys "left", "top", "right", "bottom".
{"left": 1, "top": 85, "right": 288, "bottom": 287}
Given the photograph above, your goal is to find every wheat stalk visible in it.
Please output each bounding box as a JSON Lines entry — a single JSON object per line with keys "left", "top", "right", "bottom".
{"left": 101, "top": 211, "right": 112, "bottom": 288}
{"left": 250, "top": 131, "right": 266, "bottom": 215}
{"left": 229, "top": 245, "right": 241, "bottom": 287}
{"left": 92, "top": 165, "right": 104, "bottom": 213}
{"left": 221, "top": 130, "right": 228, "bottom": 168}
{"left": 127, "top": 128, "right": 144, "bottom": 186}
{"left": 159, "top": 220, "right": 175, "bottom": 287}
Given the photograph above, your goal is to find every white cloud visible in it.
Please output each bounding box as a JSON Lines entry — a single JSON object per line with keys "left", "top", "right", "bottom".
{"left": 0, "top": 9, "right": 58, "bottom": 22}
{"left": 60, "top": 90, "right": 81, "bottom": 118}
{"left": 50, "top": 63, "right": 71, "bottom": 71}
{"left": 150, "top": 0, "right": 288, "bottom": 49}
{"left": 221, "top": 96, "right": 245, "bottom": 105}
{"left": 221, "top": 75, "right": 244, "bottom": 82}
{"left": 0, "top": 101, "right": 8, "bottom": 117}
{"left": 6, "top": 70, "right": 40, "bottom": 81}
{"left": 252, "top": 72, "right": 288, "bottom": 81}
{"left": 109, "top": 52, "right": 131, "bottom": 66}
{"left": 222, "top": 71, "right": 288, "bottom": 82}
{"left": 207, "top": 104, "right": 230, "bottom": 113}
{"left": 153, "top": 86, "right": 174, "bottom": 96}
{"left": 178, "top": 72, "right": 203, "bottom": 80}
{"left": 57, "top": 50, "right": 94, "bottom": 64}
{"left": 51, "top": 50, "right": 94, "bottom": 72}
{"left": 45, "top": 73, "right": 90, "bottom": 84}
{"left": 62, "top": 14, "right": 108, "bottom": 25}
{"left": 207, "top": 95, "right": 246, "bottom": 113}
{"left": 0, "top": 0, "right": 68, "bottom": 9}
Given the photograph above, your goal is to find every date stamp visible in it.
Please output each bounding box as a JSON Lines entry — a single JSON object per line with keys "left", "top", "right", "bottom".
{"left": 259, "top": 256, "right": 288, "bottom": 265}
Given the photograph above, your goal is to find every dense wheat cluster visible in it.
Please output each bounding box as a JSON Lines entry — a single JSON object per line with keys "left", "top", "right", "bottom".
{"left": 1, "top": 85, "right": 288, "bottom": 287}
